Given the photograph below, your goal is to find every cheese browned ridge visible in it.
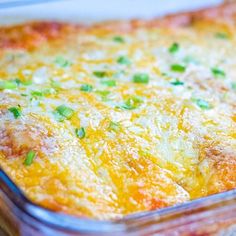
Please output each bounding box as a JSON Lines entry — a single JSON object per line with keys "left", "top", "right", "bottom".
{"left": 0, "top": 3, "right": 235, "bottom": 219}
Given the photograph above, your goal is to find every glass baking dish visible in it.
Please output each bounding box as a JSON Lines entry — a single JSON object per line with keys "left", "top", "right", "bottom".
{"left": 0, "top": 1, "right": 235, "bottom": 235}
{"left": 1, "top": 168, "right": 236, "bottom": 236}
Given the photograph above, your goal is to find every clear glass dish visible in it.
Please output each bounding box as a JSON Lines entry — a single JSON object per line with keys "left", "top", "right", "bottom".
{"left": 1, "top": 168, "right": 236, "bottom": 236}
{"left": 0, "top": 1, "right": 235, "bottom": 235}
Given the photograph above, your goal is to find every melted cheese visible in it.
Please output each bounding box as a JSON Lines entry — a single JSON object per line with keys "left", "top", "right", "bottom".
{"left": 0, "top": 16, "right": 235, "bottom": 219}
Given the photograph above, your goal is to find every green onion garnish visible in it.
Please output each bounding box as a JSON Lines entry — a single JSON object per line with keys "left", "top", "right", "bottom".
{"left": 42, "top": 88, "right": 56, "bottom": 95}
{"left": 8, "top": 106, "right": 21, "bottom": 119}
{"left": 101, "top": 79, "right": 116, "bottom": 87}
{"left": 170, "top": 79, "right": 184, "bottom": 86}
{"left": 21, "top": 80, "right": 32, "bottom": 86}
{"left": 31, "top": 91, "right": 44, "bottom": 97}
{"left": 54, "top": 56, "right": 71, "bottom": 68}
{"left": 51, "top": 80, "right": 61, "bottom": 89}
{"left": 169, "top": 42, "right": 179, "bottom": 53}
{"left": 24, "top": 150, "right": 36, "bottom": 166}
{"left": 95, "top": 90, "right": 111, "bottom": 101}
{"left": 121, "top": 96, "right": 143, "bottom": 110}
{"left": 80, "top": 84, "right": 93, "bottom": 92}
{"left": 211, "top": 67, "right": 226, "bottom": 78}
{"left": 93, "top": 71, "right": 107, "bottom": 78}
{"left": 215, "top": 32, "right": 229, "bottom": 39}
{"left": 231, "top": 82, "right": 236, "bottom": 90}
{"left": 14, "top": 78, "right": 33, "bottom": 86}
{"left": 195, "top": 99, "right": 212, "bottom": 110}
{"left": 54, "top": 105, "right": 74, "bottom": 121}
{"left": 75, "top": 127, "right": 86, "bottom": 139}
{"left": 133, "top": 73, "right": 149, "bottom": 84}
{"left": 113, "top": 36, "right": 125, "bottom": 43}
{"left": 170, "top": 64, "right": 186, "bottom": 73}
{"left": 0, "top": 80, "right": 18, "bottom": 90}
{"left": 14, "top": 78, "right": 21, "bottom": 85}
{"left": 117, "top": 56, "right": 131, "bottom": 65}
{"left": 108, "top": 121, "right": 120, "bottom": 132}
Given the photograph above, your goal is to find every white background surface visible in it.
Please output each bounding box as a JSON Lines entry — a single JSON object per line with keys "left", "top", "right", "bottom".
{"left": 0, "top": 0, "right": 224, "bottom": 25}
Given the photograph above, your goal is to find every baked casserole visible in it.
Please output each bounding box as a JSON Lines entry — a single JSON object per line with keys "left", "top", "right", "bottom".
{"left": 0, "top": 3, "right": 235, "bottom": 220}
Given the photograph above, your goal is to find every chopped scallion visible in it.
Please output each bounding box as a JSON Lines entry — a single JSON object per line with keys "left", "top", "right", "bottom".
{"left": 169, "top": 42, "right": 179, "bottom": 53}
{"left": 95, "top": 90, "right": 111, "bottom": 101}
{"left": 231, "top": 82, "right": 236, "bottom": 90}
{"left": 195, "top": 99, "right": 212, "bottom": 110}
{"left": 54, "top": 105, "right": 74, "bottom": 121}
{"left": 211, "top": 67, "right": 226, "bottom": 78}
{"left": 75, "top": 127, "right": 86, "bottom": 139}
{"left": 51, "top": 80, "right": 61, "bottom": 89}
{"left": 170, "top": 79, "right": 184, "bottom": 86}
{"left": 101, "top": 79, "right": 116, "bottom": 87}
{"left": 8, "top": 106, "right": 21, "bottom": 119}
{"left": 31, "top": 91, "right": 44, "bottom": 97}
{"left": 113, "top": 36, "right": 125, "bottom": 43}
{"left": 133, "top": 73, "right": 149, "bottom": 84}
{"left": 108, "top": 121, "right": 120, "bottom": 132}
{"left": 117, "top": 56, "right": 131, "bottom": 65}
{"left": 170, "top": 64, "right": 186, "bottom": 73}
{"left": 0, "top": 80, "right": 18, "bottom": 90}
{"left": 215, "top": 32, "right": 229, "bottom": 39}
{"left": 54, "top": 56, "right": 71, "bottom": 68}
{"left": 121, "top": 96, "right": 143, "bottom": 110}
{"left": 93, "top": 71, "right": 107, "bottom": 78}
{"left": 80, "top": 84, "right": 93, "bottom": 92}
{"left": 24, "top": 150, "right": 36, "bottom": 166}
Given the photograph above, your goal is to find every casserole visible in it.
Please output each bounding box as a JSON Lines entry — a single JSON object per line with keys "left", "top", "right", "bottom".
{"left": 0, "top": 1, "right": 236, "bottom": 235}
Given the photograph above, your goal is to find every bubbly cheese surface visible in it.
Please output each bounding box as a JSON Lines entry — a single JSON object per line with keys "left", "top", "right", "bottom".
{"left": 0, "top": 8, "right": 236, "bottom": 219}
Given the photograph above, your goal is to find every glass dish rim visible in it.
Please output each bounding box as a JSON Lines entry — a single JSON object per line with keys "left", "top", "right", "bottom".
{"left": 0, "top": 168, "right": 236, "bottom": 234}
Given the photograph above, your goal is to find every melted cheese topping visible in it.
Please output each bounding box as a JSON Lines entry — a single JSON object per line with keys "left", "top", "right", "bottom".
{"left": 0, "top": 17, "right": 235, "bottom": 219}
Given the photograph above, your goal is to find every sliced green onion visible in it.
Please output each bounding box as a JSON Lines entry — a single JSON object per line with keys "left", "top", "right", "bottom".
{"left": 80, "top": 84, "right": 93, "bottom": 92}
{"left": 170, "top": 64, "right": 186, "bottom": 73}
{"left": 8, "top": 106, "right": 21, "bottom": 119}
{"left": 117, "top": 56, "right": 131, "bottom": 65}
{"left": 108, "top": 121, "right": 120, "bottom": 132}
{"left": 195, "top": 99, "right": 212, "bottom": 110}
{"left": 168, "top": 42, "right": 179, "bottom": 53}
{"left": 31, "top": 91, "right": 44, "bottom": 97}
{"left": 42, "top": 88, "right": 56, "bottom": 95}
{"left": 95, "top": 90, "right": 111, "bottom": 101}
{"left": 21, "top": 80, "right": 32, "bottom": 86}
{"left": 51, "top": 80, "right": 61, "bottom": 89}
{"left": 215, "top": 32, "right": 229, "bottom": 39}
{"left": 54, "top": 56, "right": 71, "bottom": 68}
{"left": 121, "top": 96, "right": 143, "bottom": 110}
{"left": 133, "top": 73, "right": 149, "bottom": 84}
{"left": 93, "top": 71, "right": 107, "bottom": 78}
{"left": 231, "top": 82, "right": 236, "bottom": 90}
{"left": 101, "top": 79, "right": 116, "bottom": 87}
{"left": 0, "top": 80, "right": 18, "bottom": 90}
{"left": 95, "top": 90, "right": 110, "bottom": 96}
{"left": 75, "top": 127, "right": 86, "bottom": 139}
{"left": 113, "top": 36, "right": 125, "bottom": 43}
{"left": 14, "top": 78, "right": 21, "bottom": 85}
{"left": 170, "top": 79, "right": 184, "bottom": 86}
{"left": 54, "top": 105, "right": 74, "bottom": 121}
{"left": 211, "top": 67, "right": 226, "bottom": 78}
{"left": 24, "top": 150, "right": 36, "bottom": 166}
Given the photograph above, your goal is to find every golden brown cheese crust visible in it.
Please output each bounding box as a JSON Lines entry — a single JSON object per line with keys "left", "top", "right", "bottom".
{"left": 0, "top": 3, "right": 235, "bottom": 219}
